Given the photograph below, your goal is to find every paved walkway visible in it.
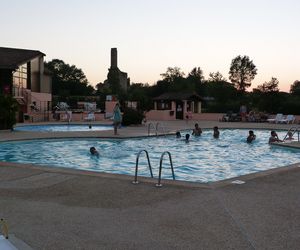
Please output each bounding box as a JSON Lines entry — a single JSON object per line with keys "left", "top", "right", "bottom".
{"left": 0, "top": 121, "right": 299, "bottom": 249}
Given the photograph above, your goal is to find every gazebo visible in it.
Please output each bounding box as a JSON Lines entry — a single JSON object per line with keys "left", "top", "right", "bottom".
{"left": 146, "top": 92, "right": 202, "bottom": 120}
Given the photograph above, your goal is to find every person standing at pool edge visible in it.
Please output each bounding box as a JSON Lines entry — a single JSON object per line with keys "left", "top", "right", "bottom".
{"left": 113, "top": 103, "right": 122, "bottom": 135}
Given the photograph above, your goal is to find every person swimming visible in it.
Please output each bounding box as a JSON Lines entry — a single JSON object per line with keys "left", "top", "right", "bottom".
{"left": 176, "top": 131, "right": 181, "bottom": 138}
{"left": 268, "top": 131, "right": 282, "bottom": 143}
{"left": 247, "top": 130, "right": 256, "bottom": 143}
{"left": 185, "top": 133, "right": 190, "bottom": 142}
{"left": 90, "top": 147, "right": 99, "bottom": 156}
{"left": 213, "top": 126, "right": 220, "bottom": 138}
{"left": 192, "top": 123, "right": 202, "bottom": 136}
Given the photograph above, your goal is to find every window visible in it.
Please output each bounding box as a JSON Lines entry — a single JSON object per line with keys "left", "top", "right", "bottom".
{"left": 13, "top": 64, "right": 27, "bottom": 88}
{"left": 157, "top": 101, "right": 171, "bottom": 110}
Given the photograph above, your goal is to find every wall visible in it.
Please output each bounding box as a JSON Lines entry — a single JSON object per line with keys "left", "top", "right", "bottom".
{"left": 30, "top": 92, "right": 52, "bottom": 113}
{"left": 146, "top": 110, "right": 177, "bottom": 121}
{"left": 30, "top": 57, "right": 40, "bottom": 92}
{"left": 119, "top": 71, "right": 128, "bottom": 92}
{"left": 191, "top": 113, "right": 224, "bottom": 121}
{"left": 40, "top": 74, "right": 52, "bottom": 94}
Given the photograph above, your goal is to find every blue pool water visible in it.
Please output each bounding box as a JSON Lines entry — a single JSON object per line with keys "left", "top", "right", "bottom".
{"left": 0, "top": 129, "right": 299, "bottom": 183}
{"left": 14, "top": 124, "right": 113, "bottom": 132}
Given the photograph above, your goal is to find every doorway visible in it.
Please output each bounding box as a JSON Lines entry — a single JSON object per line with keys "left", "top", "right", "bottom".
{"left": 175, "top": 101, "right": 183, "bottom": 119}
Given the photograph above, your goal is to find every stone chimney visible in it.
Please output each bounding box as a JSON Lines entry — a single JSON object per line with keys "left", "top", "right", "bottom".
{"left": 111, "top": 48, "right": 117, "bottom": 69}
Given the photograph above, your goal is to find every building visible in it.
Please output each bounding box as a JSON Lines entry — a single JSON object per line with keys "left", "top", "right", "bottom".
{"left": 105, "top": 48, "right": 130, "bottom": 92}
{"left": 0, "top": 47, "right": 52, "bottom": 121}
{"left": 146, "top": 92, "right": 202, "bottom": 121}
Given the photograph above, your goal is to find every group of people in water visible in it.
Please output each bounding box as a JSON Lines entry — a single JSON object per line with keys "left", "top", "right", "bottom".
{"left": 90, "top": 121, "right": 293, "bottom": 155}
{"left": 176, "top": 123, "right": 220, "bottom": 143}
{"left": 175, "top": 123, "right": 293, "bottom": 145}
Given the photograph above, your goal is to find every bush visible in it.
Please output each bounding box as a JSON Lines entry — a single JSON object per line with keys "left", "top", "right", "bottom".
{"left": 122, "top": 108, "right": 144, "bottom": 126}
{"left": 0, "top": 95, "right": 18, "bottom": 130}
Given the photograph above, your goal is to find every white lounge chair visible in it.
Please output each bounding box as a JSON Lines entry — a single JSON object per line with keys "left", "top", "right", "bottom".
{"left": 280, "top": 114, "right": 295, "bottom": 124}
{"left": 84, "top": 112, "right": 95, "bottom": 121}
{"left": 61, "top": 111, "right": 72, "bottom": 122}
{"left": 267, "top": 113, "right": 283, "bottom": 123}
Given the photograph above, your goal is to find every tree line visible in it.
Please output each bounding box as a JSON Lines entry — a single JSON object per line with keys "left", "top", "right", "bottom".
{"left": 46, "top": 56, "right": 300, "bottom": 114}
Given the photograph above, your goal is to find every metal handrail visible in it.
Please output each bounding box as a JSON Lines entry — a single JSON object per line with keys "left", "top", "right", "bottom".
{"left": 132, "top": 150, "right": 153, "bottom": 184}
{"left": 0, "top": 218, "right": 9, "bottom": 239}
{"left": 148, "top": 123, "right": 157, "bottom": 136}
{"left": 156, "top": 151, "right": 175, "bottom": 187}
{"left": 283, "top": 126, "right": 300, "bottom": 141}
{"left": 155, "top": 122, "right": 167, "bottom": 136}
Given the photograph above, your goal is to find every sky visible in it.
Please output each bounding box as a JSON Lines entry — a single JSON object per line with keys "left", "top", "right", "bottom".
{"left": 1, "top": 0, "right": 299, "bottom": 92}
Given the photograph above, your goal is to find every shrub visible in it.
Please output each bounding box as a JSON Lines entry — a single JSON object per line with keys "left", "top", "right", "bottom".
{"left": 0, "top": 95, "right": 18, "bottom": 130}
{"left": 122, "top": 108, "right": 144, "bottom": 126}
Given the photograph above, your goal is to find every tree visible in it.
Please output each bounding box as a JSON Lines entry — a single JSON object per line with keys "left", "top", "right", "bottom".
{"left": 45, "top": 59, "right": 94, "bottom": 96}
{"left": 229, "top": 55, "right": 257, "bottom": 92}
{"left": 187, "top": 67, "right": 204, "bottom": 82}
{"left": 208, "top": 71, "right": 227, "bottom": 82}
{"left": 290, "top": 80, "right": 300, "bottom": 95}
{"left": 257, "top": 77, "right": 279, "bottom": 93}
{"left": 203, "top": 81, "right": 239, "bottom": 112}
{"left": 252, "top": 77, "right": 281, "bottom": 113}
{"left": 160, "top": 67, "right": 185, "bottom": 83}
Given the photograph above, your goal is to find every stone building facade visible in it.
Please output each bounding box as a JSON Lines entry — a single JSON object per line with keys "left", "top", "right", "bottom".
{"left": 105, "top": 48, "right": 130, "bottom": 92}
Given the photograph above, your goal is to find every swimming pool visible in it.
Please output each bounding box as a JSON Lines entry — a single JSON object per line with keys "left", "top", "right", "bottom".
{"left": 0, "top": 129, "right": 299, "bottom": 183}
{"left": 14, "top": 124, "right": 113, "bottom": 132}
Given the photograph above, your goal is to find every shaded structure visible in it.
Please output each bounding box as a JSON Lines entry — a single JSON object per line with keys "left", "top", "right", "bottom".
{"left": 147, "top": 92, "right": 202, "bottom": 120}
{"left": 0, "top": 47, "right": 52, "bottom": 122}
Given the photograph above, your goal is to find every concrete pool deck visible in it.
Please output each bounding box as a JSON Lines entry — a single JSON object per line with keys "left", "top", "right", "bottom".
{"left": 0, "top": 120, "right": 300, "bottom": 249}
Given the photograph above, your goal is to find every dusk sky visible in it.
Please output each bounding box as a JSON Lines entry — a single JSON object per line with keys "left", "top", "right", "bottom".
{"left": 1, "top": 0, "right": 299, "bottom": 91}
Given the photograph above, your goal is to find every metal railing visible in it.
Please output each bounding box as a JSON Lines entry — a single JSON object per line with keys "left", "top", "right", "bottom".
{"left": 148, "top": 122, "right": 167, "bottom": 136}
{"left": 155, "top": 122, "right": 167, "bottom": 136}
{"left": 148, "top": 123, "right": 157, "bottom": 136}
{"left": 132, "top": 150, "right": 153, "bottom": 184}
{"left": 156, "top": 151, "right": 175, "bottom": 187}
{"left": 0, "top": 218, "right": 9, "bottom": 239}
{"left": 283, "top": 126, "right": 300, "bottom": 141}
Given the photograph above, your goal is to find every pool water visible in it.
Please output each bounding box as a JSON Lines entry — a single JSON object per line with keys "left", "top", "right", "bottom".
{"left": 14, "top": 124, "right": 113, "bottom": 132}
{"left": 0, "top": 129, "right": 299, "bottom": 183}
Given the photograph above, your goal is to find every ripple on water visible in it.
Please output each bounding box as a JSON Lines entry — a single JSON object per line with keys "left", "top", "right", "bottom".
{"left": 0, "top": 129, "right": 299, "bottom": 183}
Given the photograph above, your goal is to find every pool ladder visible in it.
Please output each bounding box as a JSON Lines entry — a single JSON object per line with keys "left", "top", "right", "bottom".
{"left": 132, "top": 150, "right": 175, "bottom": 187}
{"left": 132, "top": 150, "right": 153, "bottom": 184}
{"left": 148, "top": 122, "right": 167, "bottom": 136}
{"left": 283, "top": 126, "right": 300, "bottom": 141}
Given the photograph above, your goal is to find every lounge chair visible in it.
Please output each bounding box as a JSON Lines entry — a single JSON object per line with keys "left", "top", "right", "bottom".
{"left": 84, "top": 112, "right": 96, "bottom": 121}
{"left": 267, "top": 113, "right": 283, "bottom": 123}
{"left": 279, "top": 114, "right": 295, "bottom": 124}
{"left": 61, "top": 111, "right": 72, "bottom": 122}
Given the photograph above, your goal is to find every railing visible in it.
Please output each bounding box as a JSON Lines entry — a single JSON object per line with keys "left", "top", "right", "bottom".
{"left": 0, "top": 218, "right": 9, "bottom": 239}
{"left": 132, "top": 150, "right": 153, "bottom": 184}
{"left": 13, "top": 86, "right": 31, "bottom": 105}
{"left": 13, "top": 86, "right": 53, "bottom": 122}
{"left": 155, "top": 122, "right": 167, "bottom": 136}
{"left": 283, "top": 126, "right": 300, "bottom": 141}
{"left": 148, "top": 123, "right": 157, "bottom": 136}
{"left": 148, "top": 122, "right": 167, "bottom": 136}
{"left": 156, "top": 151, "right": 175, "bottom": 187}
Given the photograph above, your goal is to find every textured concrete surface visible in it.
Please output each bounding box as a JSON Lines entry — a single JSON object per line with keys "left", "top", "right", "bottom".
{"left": 0, "top": 120, "right": 299, "bottom": 249}
{"left": 0, "top": 164, "right": 299, "bottom": 249}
